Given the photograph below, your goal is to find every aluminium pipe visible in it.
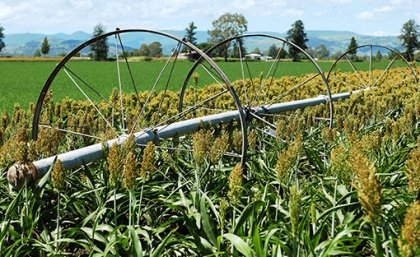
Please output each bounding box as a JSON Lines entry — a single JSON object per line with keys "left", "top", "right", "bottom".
{"left": 7, "top": 90, "right": 358, "bottom": 187}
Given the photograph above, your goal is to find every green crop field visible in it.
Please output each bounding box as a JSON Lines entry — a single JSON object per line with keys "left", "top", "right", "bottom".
{"left": 0, "top": 59, "right": 407, "bottom": 114}
{"left": 0, "top": 65, "right": 418, "bottom": 256}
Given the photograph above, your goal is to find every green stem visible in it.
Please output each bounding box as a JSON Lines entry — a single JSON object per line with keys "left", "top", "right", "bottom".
{"left": 129, "top": 189, "right": 132, "bottom": 226}
{"left": 55, "top": 193, "right": 60, "bottom": 253}
{"left": 113, "top": 188, "right": 117, "bottom": 227}
{"left": 372, "top": 225, "right": 384, "bottom": 257}
{"left": 137, "top": 180, "right": 144, "bottom": 226}
{"left": 331, "top": 179, "right": 337, "bottom": 237}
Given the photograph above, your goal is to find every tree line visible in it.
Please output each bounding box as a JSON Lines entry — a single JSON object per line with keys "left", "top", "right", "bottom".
{"left": 0, "top": 17, "right": 418, "bottom": 61}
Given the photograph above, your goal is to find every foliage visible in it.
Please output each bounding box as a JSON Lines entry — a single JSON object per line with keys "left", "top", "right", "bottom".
{"left": 208, "top": 12, "right": 248, "bottom": 61}
{"left": 347, "top": 36, "right": 358, "bottom": 56}
{"left": 399, "top": 19, "right": 419, "bottom": 61}
{"left": 0, "top": 65, "right": 418, "bottom": 256}
{"left": 184, "top": 21, "right": 197, "bottom": 46}
{"left": 90, "top": 23, "right": 108, "bottom": 61}
{"left": 134, "top": 41, "right": 163, "bottom": 57}
{"left": 33, "top": 49, "right": 42, "bottom": 57}
{"left": 314, "top": 44, "right": 330, "bottom": 59}
{"left": 0, "top": 24, "right": 5, "bottom": 52}
{"left": 268, "top": 44, "right": 287, "bottom": 59}
{"left": 286, "top": 20, "right": 308, "bottom": 62}
{"left": 375, "top": 50, "right": 382, "bottom": 61}
{"left": 41, "top": 37, "right": 50, "bottom": 56}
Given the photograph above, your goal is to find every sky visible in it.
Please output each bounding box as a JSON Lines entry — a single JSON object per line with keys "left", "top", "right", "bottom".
{"left": 0, "top": 0, "right": 419, "bottom": 36}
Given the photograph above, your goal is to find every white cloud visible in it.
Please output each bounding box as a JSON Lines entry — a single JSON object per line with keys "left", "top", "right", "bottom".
{"left": 312, "top": 0, "right": 351, "bottom": 4}
{"left": 356, "top": 5, "right": 393, "bottom": 20}
{"left": 371, "top": 30, "right": 388, "bottom": 36}
{"left": 282, "top": 9, "right": 304, "bottom": 17}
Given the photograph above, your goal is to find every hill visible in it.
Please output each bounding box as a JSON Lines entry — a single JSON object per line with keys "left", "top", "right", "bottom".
{"left": 0, "top": 30, "right": 402, "bottom": 57}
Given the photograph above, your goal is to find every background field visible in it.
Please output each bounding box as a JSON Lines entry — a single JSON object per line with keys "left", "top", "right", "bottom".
{"left": 0, "top": 59, "right": 404, "bottom": 114}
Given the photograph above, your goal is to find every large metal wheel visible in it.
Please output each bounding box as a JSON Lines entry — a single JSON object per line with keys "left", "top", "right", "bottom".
{"left": 327, "top": 44, "right": 418, "bottom": 93}
{"left": 32, "top": 29, "right": 247, "bottom": 166}
{"left": 180, "top": 34, "right": 333, "bottom": 158}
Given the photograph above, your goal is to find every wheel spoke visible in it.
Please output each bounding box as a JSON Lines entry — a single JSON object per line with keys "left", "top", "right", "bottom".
{"left": 331, "top": 76, "right": 361, "bottom": 90}
{"left": 63, "top": 67, "right": 118, "bottom": 137}
{"left": 130, "top": 44, "right": 181, "bottom": 134}
{"left": 248, "top": 111, "right": 276, "bottom": 130}
{"left": 63, "top": 65, "right": 115, "bottom": 108}
{"left": 116, "top": 33, "right": 141, "bottom": 104}
{"left": 252, "top": 125, "right": 276, "bottom": 138}
{"left": 254, "top": 42, "right": 285, "bottom": 105}
{"left": 371, "top": 55, "right": 398, "bottom": 88}
{"left": 344, "top": 55, "right": 368, "bottom": 88}
{"left": 369, "top": 45, "right": 373, "bottom": 87}
{"left": 198, "top": 62, "right": 227, "bottom": 90}
{"left": 154, "top": 88, "right": 230, "bottom": 129}
{"left": 265, "top": 73, "right": 320, "bottom": 107}
{"left": 115, "top": 34, "right": 126, "bottom": 133}
{"left": 39, "top": 124, "right": 102, "bottom": 140}
{"left": 237, "top": 38, "right": 250, "bottom": 106}
{"left": 152, "top": 42, "right": 182, "bottom": 127}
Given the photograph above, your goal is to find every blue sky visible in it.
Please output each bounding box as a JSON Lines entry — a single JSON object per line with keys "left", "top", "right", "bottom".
{"left": 0, "top": 0, "right": 418, "bottom": 35}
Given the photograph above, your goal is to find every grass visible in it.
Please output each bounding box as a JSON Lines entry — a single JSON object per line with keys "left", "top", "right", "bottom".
{"left": 0, "top": 59, "right": 409, "bottom": 114}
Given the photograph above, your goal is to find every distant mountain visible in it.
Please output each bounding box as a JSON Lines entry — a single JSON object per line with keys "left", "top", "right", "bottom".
{"left": 0, "top": 30, "right": 402, "bottom": 57}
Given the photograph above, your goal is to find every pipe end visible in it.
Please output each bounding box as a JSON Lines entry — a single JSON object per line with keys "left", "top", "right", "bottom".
{"left": 7, "top": 162, "right": 37, "bottom": 189}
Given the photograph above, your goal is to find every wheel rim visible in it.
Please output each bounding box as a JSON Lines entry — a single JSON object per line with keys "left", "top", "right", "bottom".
{"left": 32, "top": 29, "right": 247, "bottom": 166}
{"left": 327, "top": 44, "right": 418, "bottom": 92}
{"left": 180, "top": 34, "right": 333, "bottom": 157}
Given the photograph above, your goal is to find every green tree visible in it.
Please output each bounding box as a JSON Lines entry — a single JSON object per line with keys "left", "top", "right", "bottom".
{"left": 185, "top": 21, "right": 197, "bottom": 45}
{"left": 136, "top": 42, "right": 162, "bottom": 58}
{"left": 268, "top": 44, "right": 287, "bottom": 59}
{"left": 375, "top": 50, "right": 383, "bottom": 61}
{"left": 41, "top": 37, "right": 50, "bottom": 56}
{"left": 148, "top": 41, "right": 162, "bottom": 57}
{"left": 90, "top": 24, "right": 108, "bottom": 61}
{"left": 252, "top": 47, "right": 261, "bottom": 54}
{"left": 138, "top": 43, "right": 150, "bottom": 56}
{"left": 399, "top": 19, "right": 419, "bottom": 61}
{"left": 183, "top": 21, "right": 198, "bottom": 58}
{"left": 315, "top": 44, "right": 330, "bottom": 59}
{"left": 230, "top": 38, "right": 246, "bottom": 58}
{"left": 0, "top": 24, "right": 5, "bottom": 52}
{"left": 286, "top": 20, "right": 308, "bottom": 61}
{"left": 347, "top": 37, "right": 358, "bottom": 55}
{"left": 208, "top": 12, "right": 248, "bottom": 61}
{"left": 332, "top": 50, "right": 343, "bottom": 59}
{"left": 197, "top": 42, "right": 212, "bottom": 52}
{"left": 34, "top": 49, "right": 42, "bottom": 57}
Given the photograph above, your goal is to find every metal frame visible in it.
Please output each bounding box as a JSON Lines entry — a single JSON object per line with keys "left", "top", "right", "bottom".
{"left": 9, "top": 32, "right": 418, "bottom": 188}
{"left": 327, "top": 44, "right": 418, "bottom": 86}
{"left": 178, "top": 34, "right": 334, "bottom": 130}
{"left": 31, "top": 28, "right": 248, "bottom": 166}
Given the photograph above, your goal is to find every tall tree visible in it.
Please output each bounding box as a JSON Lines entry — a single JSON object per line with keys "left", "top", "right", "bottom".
{"left": 41, "top": 37, "right": 50, "bottom": 57}
{"left": 183, "top": 21, "right": 197, "bottom": 57}
{"left": 286, "top": 20, "right": 308, "bottom": 61}
{"left": 347, "top": 37, "right": 358, "bottom": 55}
{"left": 375, "top": 50, "right": 383, "bottom": 61}
{"left": 399, "top": 19, "right": 419, "bottom": 61}
{"left": 185, "top": 21, "right": 197, "bottom": 45}
{"left": 208, "top": 13, "right": 248, "bottom": 61}
{"left": 0, "top": 24, "right": 5, "bottom": 52}
{"left": 90, "top": 24, "right": 108, "bottom": 61}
